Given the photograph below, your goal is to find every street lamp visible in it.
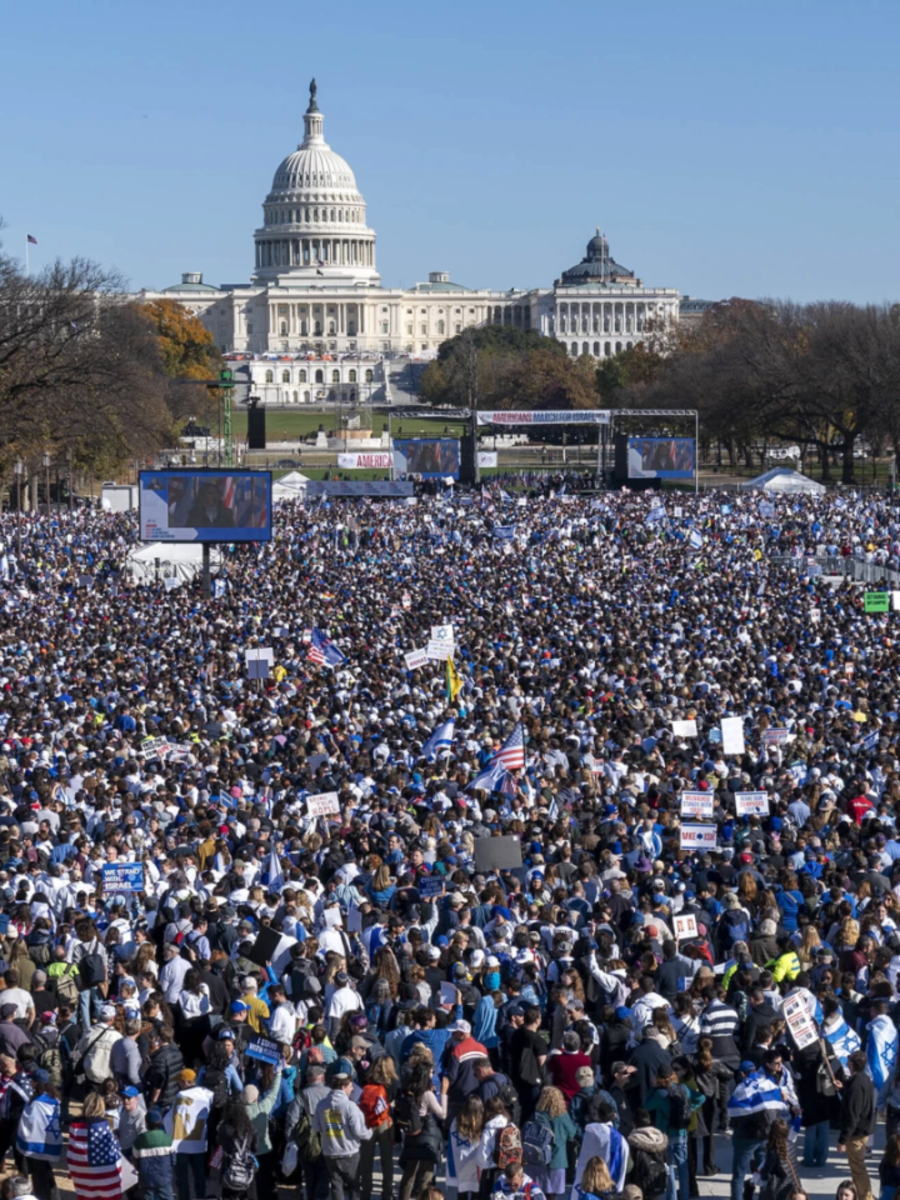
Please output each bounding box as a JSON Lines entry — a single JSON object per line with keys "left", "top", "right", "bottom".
{"left": 42, "top": 452, "right": 51, "bottom": 515}
{"left": 14, "top": 460, "right": 24, "bottom": 559}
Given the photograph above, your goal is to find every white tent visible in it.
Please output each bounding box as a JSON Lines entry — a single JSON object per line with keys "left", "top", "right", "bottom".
{"left": 737, "top": 468, "right": 826, "bottom": 495}
{"left": 125, "top": 542, "right": 223, "bottom": 584}
{"left": 273, "top": 471, "right": 310, "bottom": 503}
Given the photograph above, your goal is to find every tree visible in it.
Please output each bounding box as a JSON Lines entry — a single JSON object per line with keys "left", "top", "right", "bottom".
{"left": 595, "top": 343, "right": 665, "bottom": 402}
{"left": 138, "top": 298, "right": 221, "bottom": 426}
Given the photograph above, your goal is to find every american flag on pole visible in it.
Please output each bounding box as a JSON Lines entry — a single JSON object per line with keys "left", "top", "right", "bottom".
{"left": 27, "top": 234, "right": 38, "bottom": 245}
{"left": 493, "top": 722, "right": 525, "bottom": 770}
{"left": 67, "top": 1117, "right": 122, "bottom": 1199}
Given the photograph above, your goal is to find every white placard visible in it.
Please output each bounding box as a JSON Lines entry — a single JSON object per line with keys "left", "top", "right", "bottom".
{"left": 440, "top": 981, "right": 457, "bottom": 1006}
{"left": 673, "top": 913, "right": 698, "bottom": 940}
{"left": 347, "top": 906, "right": 362, "bottom": 933}
{"left": 401, "top": 593, "right": 412, "bottom": 609}
{"left": 892, "top": 591, "right": 900, "bottom": 612}
{"left": 720, "top": 716, "right": 746, "bottom": 756}
{"left": 322, "top": 908, "right": 342, "bottom": 929}
{"left": 761, "top": 727, "right": 792, "bottom": 746}
{"left": 680, "top": 823, "right": 718, "bottom": 851}
{"left": 734, "top": 791, "right": 770, "bottom": 817}
{"left": 782, "top": 993, "right": 819, "bottom": 1050}
{"left": 674, "top": 506, "right": 683, "bottom": 518}
{"left": 404, "top": 647, "right": 430, "bottom": 671}
{"left": 477, "top": 452, "right": 498, "bottom": 468}
{"left": 681, "top": 792, "right": 714, "bottom": 819}
{"left": 307, "top": 792, "right": 341, "bottom": 816}
{"left": 246, "top": 647, "right": 275, "bottom": 681}
{"left": 431, "top": 624, "right": 455, "bottom": 644}
{"left": 672, "top": 719, "right": 698, "bottom": 738}
{"left": 427, "top": 639, "right": 454, "bottom": 661}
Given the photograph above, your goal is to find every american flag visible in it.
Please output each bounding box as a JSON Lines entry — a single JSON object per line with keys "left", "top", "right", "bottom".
{"left": 27, "top": 234, "right": 37, "bottom": 245}
{"left": 307, "top": 626, "right": 345, "bottom": 667}
{"left": 67, "top": 1117, "right": 122, "bottom": 1199}
{"left": 493, "top": 722, "right": 525, "bottom": 770}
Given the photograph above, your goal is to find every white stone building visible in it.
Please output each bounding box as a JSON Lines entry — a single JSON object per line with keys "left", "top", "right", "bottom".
{"left": 135, "top": 81, "right": 705, "bottom": 401}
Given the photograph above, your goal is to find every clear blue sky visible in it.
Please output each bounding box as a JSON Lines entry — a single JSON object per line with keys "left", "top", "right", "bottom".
{"left": 3, "top": 0, "right": 899, "bottom": 303}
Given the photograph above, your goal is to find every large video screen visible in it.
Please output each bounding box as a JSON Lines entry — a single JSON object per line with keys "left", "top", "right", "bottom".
{"left": 393, "top": 439, "right": 460, "bottom": 480}
{"left": 139, "top": 471, "right": 272, "bottom": 542}
{"left": 627, "top": 437, "right": 694, "bottom": 480}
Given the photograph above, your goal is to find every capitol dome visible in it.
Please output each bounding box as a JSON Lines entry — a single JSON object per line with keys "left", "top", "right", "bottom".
{"left": 253, "top": 80, "right": 379, "bottom": 285}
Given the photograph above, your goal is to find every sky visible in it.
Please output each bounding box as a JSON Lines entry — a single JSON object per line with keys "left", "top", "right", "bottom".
{"left": 2, "top": 0, "right": 899, "bottom": 304}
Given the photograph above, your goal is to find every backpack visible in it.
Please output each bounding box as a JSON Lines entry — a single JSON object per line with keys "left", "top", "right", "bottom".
{"left": 203, "top": 1066, "right": 229, "bottom": 1111}
{"left": 721, "top": 910, "right": 750, "bottom": 948}
{"left": 633, "top": 1148, "right": 669, "bottom": 1199}
{"left": 53, "top": 964, "right": 79, "bottom": 1006}
{"left": 521, "top": 1117, "right": 554, "bottom": 1168}
{"left": 76, "top": 944, "right": 106, "bottom": 991}
{"left": 293, "top": 1106, "right": 322, "bottom": 1161}
{"left": 32, "top": 1030, "right": 63, "bottom": 1090}
{"left": 222, "top": 1135, "right": 257, "bottom": 1191}
{"left": 28, "top": 942, "right": 51, "bottom": 966}
{"left": 494, "top": 1122, "right": 522, "bottom": 1170}
{"left": 496, "top": 1081, "right": 522, "bottom": 1130}
{"left": 394, "top": 1091, "right": 423, "bottom": 1137}
{"left": 83, "top": 1028, "right": 116, "bottom": 1085}
{"left": 666, "top": 1084, "right": 691, "bottom": 1131}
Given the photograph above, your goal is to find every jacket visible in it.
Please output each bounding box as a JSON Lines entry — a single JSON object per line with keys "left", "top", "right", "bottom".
{"left": 313, "top": 1086, "right": 373, "bottom": 1157}
{"left": 133, "top": 1128, "right": 174, "bottom": 1191}
{"left": 245, "top": 1070, "right": 282, "bottom": 1154}
{"left": 628, "top": 1124, "right": 669, "bottom": 1197}
{"left": 768, "top": 952, "right": 801, "bottom": 984}
{"left": 839, "top": 1071, "right": 876, "bottom": 1142}
{"left": 144, "top": 1043, "right": 185, "bottom": 1112}
{"left": 645, "top": 1083, "right": 704, "bottom": 1138}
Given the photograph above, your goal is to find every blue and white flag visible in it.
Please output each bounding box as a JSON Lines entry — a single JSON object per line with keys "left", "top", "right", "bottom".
{"left": 499, "top": 489, "right": 512, "bottom": 502}
{"left": 548, "top": 796, "right": 560, "bottom": 821}
{"left": 17, "top": 1094, "right": 62, "bottom": 1161}
{"left": 422, "top": 719, "right": 454, "bottom": 762}
{"left": 493, "top": 524, "right": 517, "bottom": 541}
{"left": 867, "top": 1013, "right": 899, "bottom": 1104}
{"left": 645, "top": 506, "right": 666, "bottom": 525}
{"left": 689, "top": 529, "right": 704, "bottom": 550}
{"left": 467, "top": 759, "right": 509, "bottom": 794}
{"left": 727, "top": 1069, "right": 789, "bottom": 1120}
{"left": 862, "top": 730, "right": 879, "bottom": 753}
{"left": 823, "top": 1016, "right": 860, "bottom": 1069}
{"left": 263, "top": 847, "right": 284, "bottom": 892}
{"left": 572, "top": 1122, "right": 628, "bottom": 1197}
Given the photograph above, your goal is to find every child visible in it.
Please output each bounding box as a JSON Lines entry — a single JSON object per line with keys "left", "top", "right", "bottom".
{"left": 491, "top": 1158, "right": 549, "bottom": 1200}
{"left": 880, "top": 1134, "right": 900, "bottom": 1200}
{"left": 132, "top": 1107, "right": 175, "bottom": 1200}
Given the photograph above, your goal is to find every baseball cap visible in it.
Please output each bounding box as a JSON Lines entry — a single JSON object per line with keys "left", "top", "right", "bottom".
{"left": 217, "top": 1027, "right": 235, "bottom": 1040}
{"left": 449, "top": 1019, "right": 472, "bottom": 1035}
{"left": 230, "top": 1000, "right": 249, "bottom": 1014}
{"left": 349, "top": 1035, "right": 369, "bottom": 1049}
{"left": 100, "top": 1005, "right": 117, "bottom": 1020}
{"left": 119, "top": 1085, "right": 140, "bottom": 1098}
{"left": 739, "top": 1061, "right": 757, "bottom": 1074}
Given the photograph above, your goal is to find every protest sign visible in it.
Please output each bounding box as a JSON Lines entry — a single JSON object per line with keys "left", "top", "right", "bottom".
{"left": 101, "top": 862, "right": 144, "bottom": 896}
{"left": 245, "top": 648, "right": 275, "bottom": 680}
{"left": 681, "top": 792, "right": 714, "bottom": 819}
{"left": 431, "top": 623, "right": 454, "bottom": 644}
{"left": 166, "top": 742, "right": 193, "bottom": 763}
{"left": 246, "top": 1035, "right": 283, "bottom": 1065}
{"left": 865, "top": 592, "right": 890, "bottom": 613}
{"left": 474, "top": 835, "right": 523, "bottom": 872}
{"left": 680, "top": 824, "right": 718, "bottom": 851}
{"left": 762, "top": 727, "right": 792, "bottom": 746}
{"left": 672, "top": 719, "right": 698, "bottom": 737}
{"left": 440, "top": 981, "right": 458, "bottom": 1006}
{"left": 322, "top": 908, "right": 342, "bottom": 929}
{"left": 401, "top": 593, "right": 412, "bottom": 609}
{"left": 477, "top": 452, "right": 498, "bottom": 468}
{"left": 673, "top": 913, "right": 698, "bottom": 940}
{"left": 720, "top": 716, "right": 746, "bottom": 755}
{"left": 734, "top": 791, "right": 770, "bottom": 817}
{"left": 404, "top": 647, "right": 430, "bottom": 671}
{"left": 427, "top": 639, "right": 454, "bottom": 661}
{"left": 759, "top": 502, "right": 776, "bottom": 518}
{"left": 245, "top": 926, "right": 282, "bottom": 968}
{"left": 783, "top": 993, "right": 819, "bottom": 1050}
{"left": 347, "top": 906, "right": 362, "bottom": 933}
{"left": 418, "top": 876, "right": 444, "bottom": 899}
{"left": 140, "top": 737, "right": 169, "bottom": 760}
{"left": 307, "top": 792, "right": 341, "bottom": 817}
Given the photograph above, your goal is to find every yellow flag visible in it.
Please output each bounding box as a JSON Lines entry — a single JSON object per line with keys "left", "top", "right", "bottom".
{"left": 446, "top": 657, "right": 463, "bottom": 703}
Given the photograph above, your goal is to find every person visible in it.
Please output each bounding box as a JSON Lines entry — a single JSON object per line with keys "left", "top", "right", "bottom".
{"left": 476, "top": 1094, "right": 516, "bottom": 1200}
{"left": 313, "top": 1071, "right": 373, "bottom": 1200}
{"left": 117, "top": 1085, "right": 147, "bottom": 1161}
{"left": 448, "top": 1094, "right": 485, "bottom": 1200}
{"left": 645, "top": 1067, "right": 703, "bottom": 1200}
{"left": 397, "top": 1060, "right": 446, "bottom": 1200}
{"left": 528, "top": 1085, "right": 576, "bottom": 1200}
{"left": 511, "top": 1007, "right": 547, "bottom": 1121}
{"left": 16, "top": 1083, "right": 62, "bottom": 1200}
{"left": 359, "top": 1054, "right": 396, "bottom": 1200}
{"left": 75, "top": 1005, "right": 122, "bottom": 1093}
{"left": 69, "top": 1092, "right": 123, "bottom": 1200}
{"left": 758, "top": 1118, "right": 802, "bottom": 1200}
{"left": 838, "top": 1050, "right": 877, "bottom": 1200}
{"left": 242, "top": 1066, "right": 284, "bottom": 1200}
{"left": 491, "top": 1158, "right": 548, "bottom": 1200}
{"left": 881, "top": 1136, "right": 900, "bottom": 1200}
{"left": 218, "top": 1094, "right": 259, "bottom": 1200}
{"left": 628, "top": 1108, "right": 669, "bottom": 1200}
{"left": 132, "top": 1106, "right": 174, "bottom": 1200}
{"left": 164, "top": 1068, "right": 213, "bottom": 1200}
{"left": 547, "top": 1031, "right": 593, "bottom": 1104}
{"left": 187, "top": 480, "right": 235, "bottom": 529}
{"left": 572, "top": 1156, "right": 618, "bottom": 1200}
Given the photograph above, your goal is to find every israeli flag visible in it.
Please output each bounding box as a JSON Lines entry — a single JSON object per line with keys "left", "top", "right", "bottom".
{"left": 867, "top": 1013, "right": 899, "bottom": 1104}
{"left": 264, "top": 847, "right": 284, "bottom": 892}
{"left": 862, "top": 730, "right": 879, "bottom": 752}
{"left": 493, "top": 524, "right": 517, "bottom": 541}
{"left": 572, "top": 1122, "right": 628, "bottom": 1197}
{"left": 823, "top": 1016, "right": 861, "bottom": 1069}
{"left": 467, "top": 759, "right": 509, "bottom": 794}
{"left": 422, "top": 719, "right": 454, "bottom": 762}
{"left": 548, "top": 796, "right": 560, "bottom": 821}
{"left": 500, "top": 489, "right": 512, "bottom": 502}
{"left": 689, "top": 529, "right": 704, "bottom": 550}
{"left": 17, "top": 1094, "right": 62, "bottom": 1161}
{"left": 727, "top": 1069, "right": 789, "bottom": 1119}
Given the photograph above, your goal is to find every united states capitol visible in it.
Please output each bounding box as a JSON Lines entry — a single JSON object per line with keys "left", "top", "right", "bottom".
{"left": 136, "top": 81, "right": 713, "bottom": 405}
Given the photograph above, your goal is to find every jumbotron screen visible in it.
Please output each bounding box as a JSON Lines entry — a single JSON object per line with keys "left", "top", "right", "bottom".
{"left": 138, "top": 470, "right": 272, "bottom": 542}
{"left": 627, "top": 437, "right": 694, "bottom": 480}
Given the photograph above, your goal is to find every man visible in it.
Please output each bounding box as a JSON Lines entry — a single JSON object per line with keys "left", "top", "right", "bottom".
{"left": 313, "top": 1071, "right": 372, "bottom": 1200}
{"left": 838, "top": 1049, "right": 876, "bottom": 1200}
{"left": 510, "top": 1005, "right": 547, "bottom": 1121}
{"left": 0, "top": 1004, "right": 31, "bottom": 1059}
{"left": 441, "top": 1018, "right": 488, "bottom": 1123}
{"left": 740, "top": 986, "right": 778, "bottom": 1057}
{"left": 326, "top": 971, "right": 362, "bottom": 1038}
{"left": 628, "top": 1025, "right": 673, "bottom": 1107}
{"left": 728, "top": 1059, "right": 788, "bottom": 1200}
{"left": 288, "top": 1063, "right": 330, "bottom": 1200}
{"left": 629, "top": 975, "right": 670, "bottom": 1046}
{"left": 547, "top": 1030, "right": 593, "bottom": 1103}
{"left": 1, "top": 971, "right": 34, "bottom": 1027}
{"left": 110, "top": 1017, "right": 143, "bottom": 1089}
{"left": 491, "top": 1157, "right": 547, "bottom": 1200}
{"left": 240, "top": 977, "right": 270, "bottom": 1034}
{"left": 144, "top": 1026, "right": 185, "bottom": 1113}
{"left": 74, "top": 1004, "right": 121, "bottom": 1092}
{"left": 656, "top": 941, "right": 697, "bottom": 1003}
{"left": 267, "top": 984, "right": 298, "bottom": 1044}
{"left": 118, "top": 1085, "right": 147, "bottom": 1161}
{"left": 472, "top": 1056, "right": 514, "bottom": 1106}
{"left": 159, "top": 944, "right": 190, "bottom": 1008}
{"left": 699, "top": 984, "right": 740, "bottom": 1130}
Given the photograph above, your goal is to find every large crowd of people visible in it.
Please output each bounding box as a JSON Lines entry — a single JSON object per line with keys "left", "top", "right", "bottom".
{"left": 0, "top": 484, "right": 896, "bottom": 1200}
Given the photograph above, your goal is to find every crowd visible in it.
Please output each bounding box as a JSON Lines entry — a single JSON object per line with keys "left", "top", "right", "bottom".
{"left": 0, "top": 485, "right": 896, "bottom": 1200}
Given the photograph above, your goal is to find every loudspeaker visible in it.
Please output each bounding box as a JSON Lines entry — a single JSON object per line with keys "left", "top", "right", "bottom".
{"left": 459, "top": 429, "right": 477, "bottom": 484}
{"left": 247, "top": 405, "right": 266, "bottom": 450}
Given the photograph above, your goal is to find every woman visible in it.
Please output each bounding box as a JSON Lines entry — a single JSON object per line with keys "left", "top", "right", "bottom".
{"left": 476, "top": 1094, "right": 514, "bottom": 1200}
{"left": 670, "top": 995, "right": 701, "bottom": 1057}
{"left": 359, "top": 1054, "right": 397, "bottom": 1200}
{"left": 177, "top": 969, "right": 211, "bottom": 1067}
{"left": 69, "top": 1092, "right": 123, "bottom": 1200}
{"left": 366, "top": 863, "right": 396, "bottom": 908}
{"left": 217, "top": 1094, "right": 258, "bottom": 1200}
{"left": 689, "top": 1037, "right": 733, "bottom": 1175}
{"left": 448, "top": 1095, "right": 485, "bottom": 1200}
{"left": 576, "top": 1156, "right": 624, "bottom": 1200}
{"left": 758, "top": 1118, "right": 801, "bottom": 1200}
{"left": 397, "top": 1061, "right": 446, "bottom": 1200}
{"left": 531, "top": 1085, "right": 577, "bottom": 1200}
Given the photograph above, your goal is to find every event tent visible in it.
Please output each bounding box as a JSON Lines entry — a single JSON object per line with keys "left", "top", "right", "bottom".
{"left": 273, "top": 471, "right": 310, "bottom": 503}
{"left": 737, "top": 468, "right": 826, "bottom": 495}
{"left": 124, "top": 542, "right": 223, "bottom": 584}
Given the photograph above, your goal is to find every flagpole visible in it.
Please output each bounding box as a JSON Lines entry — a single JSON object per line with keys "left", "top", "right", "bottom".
{"left": 25, "top": 235, "right": 29, "bottom": 278}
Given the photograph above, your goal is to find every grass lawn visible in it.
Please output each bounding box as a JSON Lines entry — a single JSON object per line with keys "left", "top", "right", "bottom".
{"left": 229, "top": 410, "right": 467, "bottom": 441}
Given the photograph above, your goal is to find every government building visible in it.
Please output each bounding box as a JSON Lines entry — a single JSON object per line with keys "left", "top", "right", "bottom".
{"left": 136, "top": 82, "right": 711, "bottom": 404}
